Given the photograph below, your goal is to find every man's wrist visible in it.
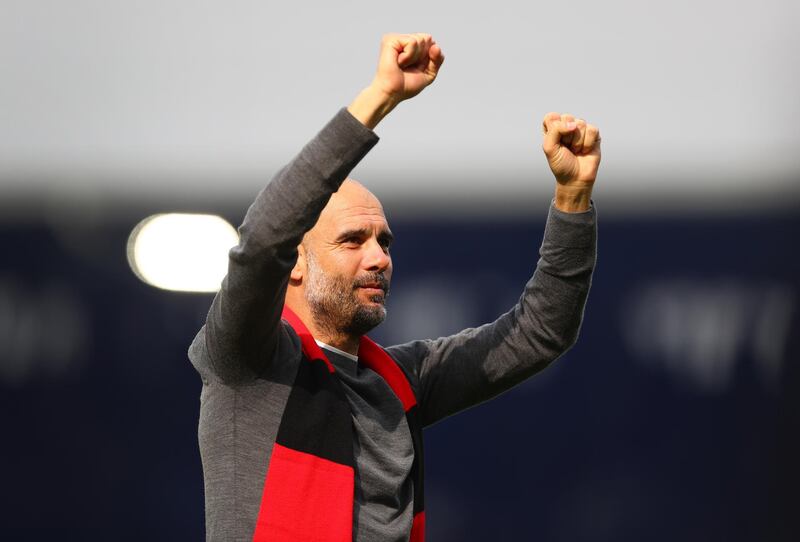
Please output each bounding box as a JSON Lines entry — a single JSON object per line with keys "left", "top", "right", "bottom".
{"left": 554, "top": 185, "right": 593, "bottom": 213}
{"left": 347, "top": 85, "right": 401, "bottom": 130}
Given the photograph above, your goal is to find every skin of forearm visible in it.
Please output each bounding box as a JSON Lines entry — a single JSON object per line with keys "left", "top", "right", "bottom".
{"left": 554, "top": 184, "right": 593, "bottom": 213}
{"left": 347, "top": 85, "right": 402, "bottom": 130}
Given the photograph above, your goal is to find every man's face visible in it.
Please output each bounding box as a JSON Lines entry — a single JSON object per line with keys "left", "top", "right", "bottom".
{"left": 301, "top": 181, "right": 394, "bottom": 337}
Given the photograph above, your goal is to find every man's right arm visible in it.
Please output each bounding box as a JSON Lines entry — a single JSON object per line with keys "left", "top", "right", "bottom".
{"left": 197, "top": 110, "right": 379, "bottom": 383}
{"left": 191, "top": 33, "right": 444, "bottom": 383}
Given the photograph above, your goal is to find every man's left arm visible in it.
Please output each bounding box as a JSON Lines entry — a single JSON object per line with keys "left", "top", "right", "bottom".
{"left": 387, "top": 113, "right": 601, "bottom": 427}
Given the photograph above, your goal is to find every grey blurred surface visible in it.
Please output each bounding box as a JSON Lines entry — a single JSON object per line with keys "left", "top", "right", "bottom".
{"left": 2, "top": 0, "right": 799, "bottom": 214}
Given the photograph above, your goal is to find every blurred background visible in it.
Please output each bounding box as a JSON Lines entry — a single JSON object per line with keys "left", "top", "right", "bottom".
{"left": 1, "top": 0, "right": 798, "bottom": 540}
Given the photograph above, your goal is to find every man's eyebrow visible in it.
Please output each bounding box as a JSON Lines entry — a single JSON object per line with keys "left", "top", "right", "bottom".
{"left": 336, "top": 228, "right": 371, "bottom": 241}
{"left": 335, "top": 228, "right": 394, "bottom": 245}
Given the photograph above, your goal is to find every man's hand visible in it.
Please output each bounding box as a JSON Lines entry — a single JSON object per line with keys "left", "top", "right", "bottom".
{"left": 542, "top": 113, "right": 602, "bottom": 212}
{"left": 373, "top": 33, "right": 444, "bottom": 101}
{"left": 348, "top": 33, "right": 444, "bottom": 129}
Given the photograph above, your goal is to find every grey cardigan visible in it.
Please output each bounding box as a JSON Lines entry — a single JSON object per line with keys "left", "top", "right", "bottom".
{"left": 189, "top": 108, "right": 598, "bottom": 541}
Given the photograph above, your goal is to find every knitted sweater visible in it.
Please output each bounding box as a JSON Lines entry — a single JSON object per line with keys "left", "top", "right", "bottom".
{"left": 188, "top": 108, "right": 598, "bottom": 541}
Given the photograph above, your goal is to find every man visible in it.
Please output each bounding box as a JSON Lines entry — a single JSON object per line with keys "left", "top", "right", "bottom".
{"left": 189, "top": 33, "right": 600, "bottom": 542}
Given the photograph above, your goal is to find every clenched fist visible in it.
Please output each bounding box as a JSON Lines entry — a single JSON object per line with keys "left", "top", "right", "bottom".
{"left": 373, "top": 33, "right": 445, "bottom": 102}
{"left": 348, "top": 33, "right": 444, "bottom": 129}
{"left": 542, "top": 113, "right": 601, "bottom": 188}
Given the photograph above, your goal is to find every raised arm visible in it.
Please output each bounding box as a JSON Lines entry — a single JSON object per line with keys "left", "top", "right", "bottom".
{"left": 190, "top": 34, "right": 444, "bottom": 383}
{"left": 387, "top": 113, "right": 602, "bottom": 426}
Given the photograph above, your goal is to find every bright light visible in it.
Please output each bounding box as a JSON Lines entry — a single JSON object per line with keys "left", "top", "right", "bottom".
{"left": 127, "top": 213, "right": 238, "bottom": 293}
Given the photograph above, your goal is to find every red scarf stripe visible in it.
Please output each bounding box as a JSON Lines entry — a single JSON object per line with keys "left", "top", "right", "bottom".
{"left": 410, "top": 511, "right": 426, "bottom": 542}
{"left": 253, "top": 444, "right": 354, "bottom": 541}
{"left": 357, "top": 337, "right": 417, "bottom": 412}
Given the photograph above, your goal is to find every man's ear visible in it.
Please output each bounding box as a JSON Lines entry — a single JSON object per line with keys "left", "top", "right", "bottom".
{"left": 290, "top": 244, "right": 306, "bottom": 282}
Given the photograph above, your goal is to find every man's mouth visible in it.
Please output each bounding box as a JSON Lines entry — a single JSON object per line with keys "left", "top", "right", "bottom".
{"left": 359, "top": 282, "right": 383, "bottom": 291}
{"left": 355, "top": 276, "right": 389, "bottom": 292}
{"left": 358, "top": 284, "right": 385, "bottom": 296}
{"left": 354, "top": 276, "right": 390, "bottom": 299}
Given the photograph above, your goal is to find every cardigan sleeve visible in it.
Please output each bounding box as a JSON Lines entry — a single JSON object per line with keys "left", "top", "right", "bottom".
{"left": 386, "top": 201, "right": 597, "bottom": 427}
{"left": 189, "top": 109, "right": 379, "bottom": 383}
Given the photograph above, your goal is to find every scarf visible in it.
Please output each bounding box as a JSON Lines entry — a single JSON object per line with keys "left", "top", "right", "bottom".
{"left": 251, "top": 307, "right": 425, "bottom": 541}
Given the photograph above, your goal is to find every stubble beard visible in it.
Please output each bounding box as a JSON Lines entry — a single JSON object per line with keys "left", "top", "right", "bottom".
{"left": 304, "top": 251, "right": 389, "bottom": 339}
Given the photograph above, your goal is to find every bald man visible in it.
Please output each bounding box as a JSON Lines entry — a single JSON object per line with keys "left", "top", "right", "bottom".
{"left": 189, "top": 33, "right": 600, "bottom": 542}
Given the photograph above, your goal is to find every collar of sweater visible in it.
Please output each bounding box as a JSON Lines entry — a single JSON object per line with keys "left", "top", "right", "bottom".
{"left": 315, "top": 339, "right": 358, "bottom": 362}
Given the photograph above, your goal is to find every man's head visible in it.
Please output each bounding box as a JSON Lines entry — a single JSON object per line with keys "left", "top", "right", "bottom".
{"left": 286, "top": 179, "right": 393, "bottom": 345}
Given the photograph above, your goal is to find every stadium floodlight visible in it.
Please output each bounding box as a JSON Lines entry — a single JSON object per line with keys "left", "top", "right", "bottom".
{"left": 127, "top": 213, "right": 238, "bottom": 293}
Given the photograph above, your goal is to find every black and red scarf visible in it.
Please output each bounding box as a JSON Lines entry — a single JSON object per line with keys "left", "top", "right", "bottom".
{"left": 252, "top": 307, "right": 425, "bottom": 541}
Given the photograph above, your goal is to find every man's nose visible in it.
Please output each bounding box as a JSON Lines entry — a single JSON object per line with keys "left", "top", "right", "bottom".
{"left": 363, "top": 238, "right": 391, "bottom": 271}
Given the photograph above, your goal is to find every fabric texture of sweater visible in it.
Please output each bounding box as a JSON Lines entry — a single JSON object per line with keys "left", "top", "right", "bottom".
{"left": 188, "top": 107, "right": 598, "bottom": 541}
